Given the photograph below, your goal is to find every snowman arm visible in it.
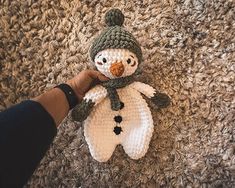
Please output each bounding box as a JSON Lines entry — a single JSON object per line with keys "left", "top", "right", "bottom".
{"left": 71, "top": 85, "right": 107, "bottom": 122}
{"left": 83, "top": 85, "right": 108, "bottom": 105}
{"left": 130, "top": 81, "right": 171, "bottom": 109}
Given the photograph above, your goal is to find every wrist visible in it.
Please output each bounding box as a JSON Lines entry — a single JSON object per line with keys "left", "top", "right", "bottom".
{"left": 55, "top": 83, "right": 79, "bottom": 110}
{"left": 66, "top": 79, "right": 84, "bottom": 102}
{"left": 33, "top": 88, "right": 69, "bottom": 126}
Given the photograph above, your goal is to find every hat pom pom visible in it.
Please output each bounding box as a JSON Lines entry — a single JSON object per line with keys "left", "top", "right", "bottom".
{"left": 105, "top": 8, "right": 124, "bottom": 27}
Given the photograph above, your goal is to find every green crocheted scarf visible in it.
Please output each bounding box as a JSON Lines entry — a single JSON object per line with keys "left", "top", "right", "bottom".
{"left": 101, "top": 75, "right": 135, "bottom": 111}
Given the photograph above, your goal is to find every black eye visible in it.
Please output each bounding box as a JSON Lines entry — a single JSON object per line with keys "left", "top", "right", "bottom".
{"left": 127, "top": 58, "right": 131, "bottom": 64}
{"left": 102, "top": 58, "right": 107, "bottom": 63}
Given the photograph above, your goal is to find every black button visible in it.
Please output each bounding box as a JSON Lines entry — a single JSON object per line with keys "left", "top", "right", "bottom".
{"left": 114, "top": 115, "right": 122, "bottom": 123}
{"left": 120, "top": 102, "right": 124, "bottom": 109}
{"left": 113, "top": 126, "right": 122, "bottom": 135}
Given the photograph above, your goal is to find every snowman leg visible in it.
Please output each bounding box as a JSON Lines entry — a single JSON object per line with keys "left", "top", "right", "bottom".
{"left": 122, "top": 123, "right": 154, "bottom": 160}
{"left": 84, "top": 124, "right": 117, "bottom": 162}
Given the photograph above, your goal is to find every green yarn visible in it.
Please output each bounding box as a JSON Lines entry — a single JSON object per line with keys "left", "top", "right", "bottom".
{"left": 101, "top": 75, "right": 135, "bottom": 111}
{"left": 71, "top": 76, "right": 135, "bottom": 122}
{"left": 71, "top": 99, "right": 95, "bottom": 122}
{"left": 89, "top": 9, "right": 143, "bottom": 63}
{"left": 150, "top": 92, "right": 171, "bottom": 109}
{"left": 71, "top": 9, "right": 171, "bottom": 123}
{"left": 105, "top": 8, "right": 124, "bottom": 26}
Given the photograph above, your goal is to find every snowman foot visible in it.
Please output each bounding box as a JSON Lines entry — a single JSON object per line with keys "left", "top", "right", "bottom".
{"left": 121, "top": 124, "right": 153, "bottom": 160}
{"left": 85, "top": 138, "right": 116, "bottom": 162}
{"left": 84, "top": 125, "right": 117, "bottom": 162}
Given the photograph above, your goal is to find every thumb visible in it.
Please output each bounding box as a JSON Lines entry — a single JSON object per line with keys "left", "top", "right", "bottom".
{"left": 97, "top": 73, "right": 109, "bottom": 81}
{"left": 88, "top": 70, "right": 109, "bottom": 81}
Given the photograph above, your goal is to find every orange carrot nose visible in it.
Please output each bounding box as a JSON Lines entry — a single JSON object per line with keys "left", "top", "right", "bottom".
{"left": 109, "top": 61, "right": 124, "bottom": 77}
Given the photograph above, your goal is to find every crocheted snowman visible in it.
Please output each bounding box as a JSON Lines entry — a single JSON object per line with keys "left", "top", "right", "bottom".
{"left": 72, "top": 9, "right": 170, "bottom": 162}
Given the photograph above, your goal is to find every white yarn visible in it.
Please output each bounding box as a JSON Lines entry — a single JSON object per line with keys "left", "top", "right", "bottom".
{"left": 130, "top": 82, "right": 156, "bottom": 98}
{"left": 83, "top": 85, "right": 107, "bottom": 105}
{"left": 94, "top": 49, "right": 139, "bottom": 79}
{"left": 81, "top": 47, "right": 159, "bottom": 162}
{"left": 83, "top": 82, "right": 156, "bottom": 162}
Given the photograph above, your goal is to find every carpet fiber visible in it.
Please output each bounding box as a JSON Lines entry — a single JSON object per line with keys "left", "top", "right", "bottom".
{"left": 0, "top": 0, "right": 235, "bottom": 187}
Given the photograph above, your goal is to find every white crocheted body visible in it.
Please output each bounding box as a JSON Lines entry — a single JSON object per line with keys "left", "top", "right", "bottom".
{"left": 83, "top": 83, "right": 155, "bottom": 162}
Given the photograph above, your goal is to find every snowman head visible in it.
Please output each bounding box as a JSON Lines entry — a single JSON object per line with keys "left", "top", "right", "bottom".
{"left": 94, "top": 49, "right": 138, "bottom": 78}
{"left": 89, "top": 9, "right": 142, "bottom": 79}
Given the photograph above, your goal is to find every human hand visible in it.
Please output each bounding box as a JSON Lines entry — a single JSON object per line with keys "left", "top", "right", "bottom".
{"left": 67, "top": 70, "right": 109, "bottom": 101}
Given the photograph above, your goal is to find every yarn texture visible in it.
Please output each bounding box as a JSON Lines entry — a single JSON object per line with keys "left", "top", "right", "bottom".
{"left": 72, "top": 8, "right": 170, "bottom": 162}
{"left": 83, "top": 83, "right": 155, "bottom": 162}
{"left": 105, "top": 8, "right": 124, "bottom": 27}
{"left": 101, "top": 75, "right": 135, "bottom": 111}
{"left": 71, "top": 99, "right": 95, "bottom": 122}
{"left": 89, "top": 9, "right": 142, "bottom": 63}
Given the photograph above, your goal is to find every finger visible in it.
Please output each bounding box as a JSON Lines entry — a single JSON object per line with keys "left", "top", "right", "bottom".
{"left": 97, "top": 73, "right": 109, "bottom": 81}
{"left": 87, "top": 70, "right": 109, "bottom": 81}
{"left": 90, "top": 79, "right": 100, "bottom": 88}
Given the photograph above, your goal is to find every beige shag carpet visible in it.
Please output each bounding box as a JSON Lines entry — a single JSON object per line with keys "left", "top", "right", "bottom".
{"left": 0, "top": 0, "right": 235, "bottom": 187}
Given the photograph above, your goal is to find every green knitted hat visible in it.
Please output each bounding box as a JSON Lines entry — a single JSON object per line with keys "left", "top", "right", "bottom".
{"left": 90, "top": 9, "right": 143, "bottom": 63}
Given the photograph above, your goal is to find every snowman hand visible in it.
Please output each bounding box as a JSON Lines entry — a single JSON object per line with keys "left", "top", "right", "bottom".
{"left": 71, "top": 85, "right": 107, "bottom": 122}
{"left": 71, "top": 99, "right": 95, "bottom": 122}
{"left": 151, "top": 92, "right": 171, "bottom": 109}
{"left": 130, "top": 81, "right": 170, "bottom": 109}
